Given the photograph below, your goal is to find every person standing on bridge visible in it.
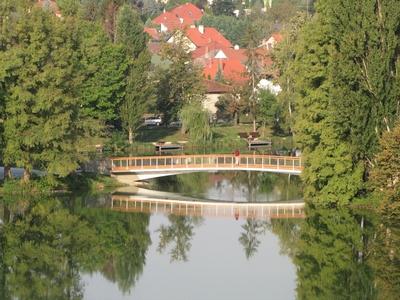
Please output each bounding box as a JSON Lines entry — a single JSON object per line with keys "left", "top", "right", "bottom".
{"left": 234, "top": 149, "right": 240, "bottom": 165}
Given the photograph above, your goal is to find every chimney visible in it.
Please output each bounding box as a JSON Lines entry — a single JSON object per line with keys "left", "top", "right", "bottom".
{"left": 198, "top": 25, "right": 204, "bottom": 34}
{"left": 179, "top": 17, "right": 183, "bottom": 24}
{"left": 234, "top": 45, "right": 239, "bottom": 50}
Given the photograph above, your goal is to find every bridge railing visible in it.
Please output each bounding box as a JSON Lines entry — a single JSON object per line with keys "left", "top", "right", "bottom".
{"left": 111, "top": 154, "right": 303, "bottom": 172}
{"left": 111, "top": 195, "right": 305, "bottom": 220}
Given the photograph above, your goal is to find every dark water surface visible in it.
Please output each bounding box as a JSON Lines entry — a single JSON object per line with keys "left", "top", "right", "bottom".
{"left": 0, "top": 172, "right": 399, "bottom": 299}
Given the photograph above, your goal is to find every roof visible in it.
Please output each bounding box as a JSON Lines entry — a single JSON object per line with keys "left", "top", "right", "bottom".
{"left": 153, "top": 11, "right": 181, "bottom": 31}
{"left": 271, "top": 33, "right": 283, "bottom": 43}
{"left": 36, "top": 0, "right": 62, "bottom": 17}
{"left": 148, "top": 42, "right": 162, "bottom": 54}
{"left": 185, "top": 27, "right": 209, "bottom": 47}
{"left": 204, "top": 80, "right": 232, "bottom": 93}
{"left": 144, "top": 27, "right": 160, "bottom": 40}
{"left": 203, "top": 58, "right": 248, "bottom": 84}
{"left": 171, "top": 3, "right": 203, "bottom": 24}
{"left": 203, "top": 27, "right": 232, "bottom": 48}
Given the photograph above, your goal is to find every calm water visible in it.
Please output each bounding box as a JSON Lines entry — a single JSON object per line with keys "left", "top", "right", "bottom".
{"left": 0, "top": 172, "right": 399, "bottom": 299}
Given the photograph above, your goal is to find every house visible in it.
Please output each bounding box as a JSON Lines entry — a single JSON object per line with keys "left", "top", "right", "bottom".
{"left": 147, "top": 3, "right": 279, "bottom": 85}
{"left": 259, "top": 33, "right": 283, "bottom": 50}
{"left": 36, "top": 0, "right": 62, "bottom": 18}
{"left": 151, "top": 3, "right": 203, "bottom": 33}
{"left": 203, "top": 80, "right": 232, "bottom": 115}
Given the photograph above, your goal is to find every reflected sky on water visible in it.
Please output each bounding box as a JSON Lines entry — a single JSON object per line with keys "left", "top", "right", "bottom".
{"left": 82, "top": 214, "right": 297, "bottom": 300}
{"left": 1, "top": 171, "right": 399, "bottom": 300}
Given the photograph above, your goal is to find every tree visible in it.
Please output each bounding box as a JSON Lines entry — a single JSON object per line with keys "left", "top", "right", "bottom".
{"left": 272, "top": 12, "right": 308, "bottom": 134}
{"left": 211, "top": 0, "right": 235, "bottom": 16}
{"left": 0, "top": 8, "right": 101, "bottom": 181}
{"left": 286, "top": 0, "right": 400, "bottom": 205}
{"left": 121, "top": 51, "right": 154, "bottom": 144}
{"left": 79, "top": 21, "right": 128, "bottom": 122}
{"left": 215, "top": 86, "right": 245, "bottom": 125}
{"left": 243, "top": 23, "right": 264, "bottom": 132}
{"left": 115, "top": 4, "right": 148, "bottom": 59}
{"left": 369, "top": 122, "right": 400, "bottom": 206}
{"left": 200, "top": 14, "right": 248, "bottom": 47}
{"left": 156, "top": 44, "right": 205, "bottom": 125}
{"left": 115, "top": 5, "right": 154, "bottom": 144}
{"left": 56, "top": 0, "right": 80, "bottom": 16}
{"left": 179, "top": 101, "right": 213, "bottom": 144}
{"left": 258, "top": 89, "right": 280, "bottom": 132}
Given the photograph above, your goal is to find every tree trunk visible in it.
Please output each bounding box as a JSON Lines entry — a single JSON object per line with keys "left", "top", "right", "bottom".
{"left": 23, "top": 169, "right": 30, "bottom": 183}
{"left": 3, "top": 165, "right": 11, "bottom": 180}
{"left": 234, "top": 112, "right": 238, "bottom": 126}
{"left": 128, "top": 127, "right": 133, "bottom": 145}
{"left": 253, "top": 117, "right": 256, "bottom": 132}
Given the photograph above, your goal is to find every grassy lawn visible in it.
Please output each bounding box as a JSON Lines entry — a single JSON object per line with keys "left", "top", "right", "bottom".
{"left": 124, "top": 124, "right": 294, "bottom": 155}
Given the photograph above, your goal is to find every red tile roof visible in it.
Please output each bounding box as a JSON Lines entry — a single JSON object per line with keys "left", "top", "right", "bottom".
{"left": 204, "top": 80, "right": 232, "bottom": 93}
{"left": 148, "top": 42, "right": 162, "bottom": 54}
{"left": 185, "top": 27, "right": 209, "bottom": 47}
{"left": 203, "top": 27, "right": 232, "bottom": 48}
{"left": 36, "top": 0, "right": 62, "bottom": 17}
{"left": 271, "top": 33, "right": 283, "bottom": 43}
{"left": 171, "top": 3, "right": 203, "bottom": 24}
{"left": 153, "top": 11, "right": 181, "bottom": 31}
{"left": 203, "top": 58, "right": 248, "bottom": 84}
{"left": 144, "top": 27, "right": 160, "bottom": 40}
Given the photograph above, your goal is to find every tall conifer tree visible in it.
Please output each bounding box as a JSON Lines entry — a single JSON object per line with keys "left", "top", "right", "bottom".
{"left": 0, "top": 8, "right": 100, "bottom": 180}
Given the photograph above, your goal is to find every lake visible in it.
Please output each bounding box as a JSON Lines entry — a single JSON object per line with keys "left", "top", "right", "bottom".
{"left": 0, "top": 171, "right": 398, "bottom": 299}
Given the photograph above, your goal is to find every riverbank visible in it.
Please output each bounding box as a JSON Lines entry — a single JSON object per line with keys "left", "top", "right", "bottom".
{"left": 0, "top": 173, "right": 123, "bottom": 198}
{"left": 107, "top": 124, "right": 294, "bottom": 155}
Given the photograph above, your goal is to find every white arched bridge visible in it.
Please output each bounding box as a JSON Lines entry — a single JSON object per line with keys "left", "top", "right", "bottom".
{"left": 111, "top": 154, "right": 303, "bottom": 184}
{"left": 111, "top": 194, "right": 305, "bottom": 220}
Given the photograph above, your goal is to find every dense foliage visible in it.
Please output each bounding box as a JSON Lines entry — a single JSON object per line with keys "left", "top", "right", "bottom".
{"left": 274, "top": 0, "right": 400, "bottom": 205}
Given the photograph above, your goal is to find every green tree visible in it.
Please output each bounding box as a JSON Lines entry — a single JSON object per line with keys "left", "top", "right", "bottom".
{"left": 215, "top": 86, "right": 245, "bottom": 125}
{"left": 0, "top": 8, "right": 101, "bottom": 181}
{"left": 115, "top": 4, "right": 148, "bottom": 59}
{"left": 200, "top": 14, "right": 248, "bottom": 46}
{"left": 258, "top": 89, "right": 280, "bottom": 132}
{"left": 369, "top": 122, "right": 400, "bottom": 206}
{"left": 115, "top": 5, "right": 154, "bottom": 144}
{"left": 79, "top": 21, "right": 128, "bottom": 122}
{"left": 56, "top": 0, "right": 80, "bottom": 16}
{"left": 272, "top": 12, "right": 308, "bottom": 134}
{"left": 179, "top": 101, "right": 213, "bottom": 144}
{"left": 156, "top": 44, "right": 205, "bottom": 125}
{"left": 243, "top": 23, "right": 264, "bottom": 132}
{"left": 122, "top": 52, "right": 154, "bottom": 144}
{"left": 211, "top": 0, "right": 235, "bottom": 16}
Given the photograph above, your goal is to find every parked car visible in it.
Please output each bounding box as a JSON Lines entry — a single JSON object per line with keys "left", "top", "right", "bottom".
{"left": 144, "top": 116, "right": 162, "bottom": 126}
{"left": 168, "top": 120, "right": 182, "bottom": 128}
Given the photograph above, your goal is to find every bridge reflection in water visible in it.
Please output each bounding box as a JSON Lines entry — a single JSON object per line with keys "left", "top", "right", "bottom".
{"left": 111, "top": 195, "right": 305, "bottom": 220}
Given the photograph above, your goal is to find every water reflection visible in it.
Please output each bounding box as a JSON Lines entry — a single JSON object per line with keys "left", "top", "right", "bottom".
{"left": 0, "top": 196, "right": 151, "bottom": 299}
{"left": 0, "top": 173, "right": 399, "bottom": 299}
{"left": 157, "top": 215, "right": 203, "bottom": 262}
{"left": 239, "top": 219, "right": 268, "bottom": 259}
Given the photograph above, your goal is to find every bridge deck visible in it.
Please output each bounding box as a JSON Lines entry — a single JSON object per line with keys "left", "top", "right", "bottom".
{"left": 111, "top": 154, "right": 303, "bottom": 174}
{"left": 112, "top": 195, "right": 305, "bottom": 220}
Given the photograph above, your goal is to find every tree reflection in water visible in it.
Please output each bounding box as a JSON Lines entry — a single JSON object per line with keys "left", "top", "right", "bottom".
{"left": 239, "top": 219, "right": 268, "bottom": 259}
{"left": 0, "top": 196, "right": 151, "bottom": 298}
{"left": 157, "top": 215, "right": 203, "bottom": 262}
